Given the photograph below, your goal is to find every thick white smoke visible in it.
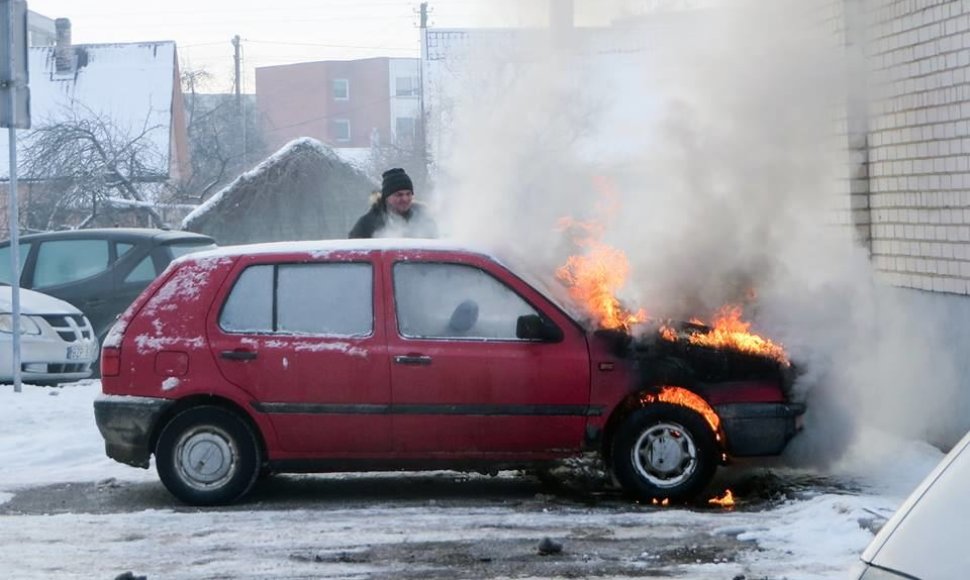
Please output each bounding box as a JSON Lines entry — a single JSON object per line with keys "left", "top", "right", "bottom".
{"left": 430, "top": 0, "right": 965, "bottom": 468}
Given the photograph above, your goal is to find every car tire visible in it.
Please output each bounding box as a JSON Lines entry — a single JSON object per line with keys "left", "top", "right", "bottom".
{"left": 155, "top": 406, "right": 261, "bottom": 506}
{"left": 611, "top": 403, "right": 718, "bottom": 503}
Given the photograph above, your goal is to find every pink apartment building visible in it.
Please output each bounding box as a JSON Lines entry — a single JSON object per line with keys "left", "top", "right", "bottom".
{"left": 255, "top": 57, "right": 421, "bottom": 154}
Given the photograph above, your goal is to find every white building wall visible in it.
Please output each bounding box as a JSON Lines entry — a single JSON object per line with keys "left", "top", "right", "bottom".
{"left": 861, "top": 0, "right": 970, "bottom": 295}
{"left": 388, "top": 58, "right": 421, "bottom": 145}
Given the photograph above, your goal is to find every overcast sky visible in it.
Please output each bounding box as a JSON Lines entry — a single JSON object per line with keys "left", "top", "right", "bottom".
{"left": 24, "top": 0, "right": 629, "bottom": 92}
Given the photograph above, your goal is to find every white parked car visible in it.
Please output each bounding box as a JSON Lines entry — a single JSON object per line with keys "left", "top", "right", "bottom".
{"left": 0, "top": 285, "right": 98, "bottom": 385}
{"left": 853, "top": 429, "right": 970, "bottom": 579}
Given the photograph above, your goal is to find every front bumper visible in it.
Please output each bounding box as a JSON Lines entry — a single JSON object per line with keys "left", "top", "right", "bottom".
{"left": 715, "top": 402, "right": 806, "bottom": 456}
{"left": 0, "top": 336, "right": 97, "bottom": 384}
{"left": 94, "top": 395, "right": 174, "bottom": 468}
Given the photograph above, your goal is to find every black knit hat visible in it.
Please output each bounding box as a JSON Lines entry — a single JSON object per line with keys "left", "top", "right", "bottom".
{"left": 381, "top": 168, "right": 413, "bottom": 199}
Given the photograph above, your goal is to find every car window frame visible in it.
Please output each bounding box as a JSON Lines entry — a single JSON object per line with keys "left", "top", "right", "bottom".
{"left": 217, "top": 259, "right": 377, "bottom": 339}
{"left": 390, "top": 259, "right": 560, "bottom": 343}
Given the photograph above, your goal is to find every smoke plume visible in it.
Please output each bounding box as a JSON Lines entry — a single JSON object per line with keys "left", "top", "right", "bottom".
{"left": 431, "top": 0, "right": 966, "bottom": 468}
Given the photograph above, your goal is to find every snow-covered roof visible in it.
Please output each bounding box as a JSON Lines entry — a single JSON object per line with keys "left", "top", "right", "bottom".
{"left": 180, "top": 137, "right": 344, "bottom": 228}
{"left": 0, "top": 41, "right": 178, "bottom": 180}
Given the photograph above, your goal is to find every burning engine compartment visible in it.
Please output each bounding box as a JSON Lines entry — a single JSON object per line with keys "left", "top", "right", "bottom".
{"left": 601, "top": 316, "right": 798, "bottom": 398}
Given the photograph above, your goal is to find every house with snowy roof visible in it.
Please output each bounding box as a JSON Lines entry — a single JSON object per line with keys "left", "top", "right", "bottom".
{"left": 0, "top": 19, "right": 190, "bottom": 235}
{"left": 182, "top": 138, "right": 376, "bottom": 244}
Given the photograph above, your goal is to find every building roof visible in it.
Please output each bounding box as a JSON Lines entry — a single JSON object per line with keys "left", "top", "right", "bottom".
{"left": 0, "top": 41, "right": 179, "bottom": 180}
{"left": 181, "top": 137, "right": 377, "bottom": 244}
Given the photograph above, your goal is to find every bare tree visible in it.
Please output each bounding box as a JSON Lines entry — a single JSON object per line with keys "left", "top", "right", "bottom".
{"left": 18, "top": 103, "right": 168, "bottom": 230}
{"left": 175, "top": 67, "right": 267, "bottom": 203}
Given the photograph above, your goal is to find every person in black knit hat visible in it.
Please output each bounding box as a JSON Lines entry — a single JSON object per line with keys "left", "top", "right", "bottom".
{"left": 348, "top": 168, "right": 438, "bottom": 238}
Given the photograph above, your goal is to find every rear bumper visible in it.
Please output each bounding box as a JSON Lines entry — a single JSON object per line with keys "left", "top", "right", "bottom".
{"left": 94, "top": 395, "right": 174, "bottom": 468}
{"left": 715, "top": 402, "right": 806, "bottom": 457}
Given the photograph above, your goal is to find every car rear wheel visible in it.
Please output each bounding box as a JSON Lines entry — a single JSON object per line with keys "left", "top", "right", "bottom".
{"left": 611, "top": 403, "right": 718, "bottom": 503}
{"left": 155, "top": 406, "right": 261, "bottom": 506}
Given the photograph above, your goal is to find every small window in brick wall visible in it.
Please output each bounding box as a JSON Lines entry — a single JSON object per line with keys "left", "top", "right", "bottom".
{"left": 333, "top": 119, "right": 351, "bottom": 142}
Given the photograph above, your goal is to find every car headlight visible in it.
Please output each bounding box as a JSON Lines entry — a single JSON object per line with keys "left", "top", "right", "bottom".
{"left": 0, "top": 314, "right": 42, "bottom": 335}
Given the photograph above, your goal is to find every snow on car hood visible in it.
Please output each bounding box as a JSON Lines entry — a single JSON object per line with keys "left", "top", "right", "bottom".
{"left": 0, "top": 286, "right": 83, "bottom": 315}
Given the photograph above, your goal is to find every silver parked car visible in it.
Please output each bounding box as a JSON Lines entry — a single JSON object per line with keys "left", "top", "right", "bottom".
{"left": 853, "top": 429, "right": 970, "bottom": 579}
{"left": 0, "top": 285, "right": 98, "bottom": 385}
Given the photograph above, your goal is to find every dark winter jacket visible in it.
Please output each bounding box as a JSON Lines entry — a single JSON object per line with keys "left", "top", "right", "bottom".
{"left": 348, "top": 200, "right": 438, "bottom": 239}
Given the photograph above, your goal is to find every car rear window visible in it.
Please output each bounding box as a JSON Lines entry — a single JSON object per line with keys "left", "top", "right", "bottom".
{"left": 220, "top": 262, "right": 373, "bottom": 336}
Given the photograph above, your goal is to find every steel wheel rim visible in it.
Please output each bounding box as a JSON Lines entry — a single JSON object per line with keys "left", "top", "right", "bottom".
{"left": 174, "top": 425, "right": 238, "bottom": 491}
{"left": 630, "top": 421, "right": 698, "bottom": 488}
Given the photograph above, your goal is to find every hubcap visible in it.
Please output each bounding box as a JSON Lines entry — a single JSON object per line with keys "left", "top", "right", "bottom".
{"left": 631, "top": 421, "right": 698, "bottom": 488}
{"left": 174, "top": 426, "right": 237, "bottom": 491}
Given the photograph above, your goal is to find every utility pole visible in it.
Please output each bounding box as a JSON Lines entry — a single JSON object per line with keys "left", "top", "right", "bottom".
{"left": 231, "top": 35, "right": 246, "bottom": 161}
{"left": 232, "top": 35, "right": 241, "bottom": 105}
{"left": 418, "top": 2, "right": 429, "bottom": 188}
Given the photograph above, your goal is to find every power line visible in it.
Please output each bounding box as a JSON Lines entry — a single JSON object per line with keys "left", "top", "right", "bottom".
{"left": 244, "top": 39, "right": 417, "bottom": 51}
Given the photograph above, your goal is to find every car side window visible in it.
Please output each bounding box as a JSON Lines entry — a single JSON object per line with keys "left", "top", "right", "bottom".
{"left": 33, "top": 240, "right": 110, "bottom": 288}
{"left": 0, "top": 243, "right": 30, "bottom": 284}
{"left": 124, "top": 255, "right": 157, "bottom": 283}
{"left": 116, "top": 242, "right": 135, "bottom": 257}
{"left": 277, "top": 263, "right": 372, "bottom": 336}
{"left": 220, "top": 262, "right": 373, "bottom": 336}
{"left": 393, "top": 262, "right": 538, "bottom": 340}
{"left": 220, "top": 265, "right": 273, "bottom": 332}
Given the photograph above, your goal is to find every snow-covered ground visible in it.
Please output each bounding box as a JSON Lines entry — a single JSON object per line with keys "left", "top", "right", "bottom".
{"left": 0, "top": 381, "right": 946, "bottom": 579}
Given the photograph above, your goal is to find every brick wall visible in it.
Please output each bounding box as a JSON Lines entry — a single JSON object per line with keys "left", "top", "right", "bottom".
{"left": 860, "top": 0, "right": 970, "bottom": 294}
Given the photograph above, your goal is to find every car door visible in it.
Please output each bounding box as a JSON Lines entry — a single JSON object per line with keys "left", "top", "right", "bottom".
{"left": 208, "top": 253, "right": 392, "bottom": 457}
{"left": 385, "top": 252, "right": 592, "bottom": 456}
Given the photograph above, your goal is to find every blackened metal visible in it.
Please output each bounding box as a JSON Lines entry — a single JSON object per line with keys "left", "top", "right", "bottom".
{"left": 715, "top": 402, "right": 805, "bottom": 456}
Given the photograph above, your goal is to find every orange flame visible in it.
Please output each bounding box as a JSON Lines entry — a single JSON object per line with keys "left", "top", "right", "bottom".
{"left": 659, "top": 325, "right": 678, "bottom": 342}
{"left": 555, "top": 176, "right": 646, "bottom": 332}
{"left": 641, "top": 386, "right": 720, "bottom": 433}
{"left": 556, "top": 237, "right": 646, "bottom": 331}
{"left": 661, "top": 305, "right": 789, "bottom": 365}
{"left": 708, "top": 489, "right": 735, "bottom": 508}
{"left": 651, "top": 497, "right": 670, "bottom": 506}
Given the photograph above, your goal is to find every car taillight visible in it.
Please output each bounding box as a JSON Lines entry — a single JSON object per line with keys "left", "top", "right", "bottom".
{"left": 101, "top": 347, "right": 121, "bottom": 377}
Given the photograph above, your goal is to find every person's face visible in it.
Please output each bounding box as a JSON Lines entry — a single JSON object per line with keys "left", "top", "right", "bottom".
{"left": 386, "top": 189, "right": 414, "bottom": 215}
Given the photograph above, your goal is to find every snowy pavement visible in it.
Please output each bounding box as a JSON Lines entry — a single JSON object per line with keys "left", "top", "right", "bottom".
{"left": 0, "top": 381, "right": 944, "bottom": 579}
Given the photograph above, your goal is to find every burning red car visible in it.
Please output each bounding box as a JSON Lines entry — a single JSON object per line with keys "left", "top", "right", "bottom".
{"left": 94, "top": 239, "right": 804, "bottom": 506}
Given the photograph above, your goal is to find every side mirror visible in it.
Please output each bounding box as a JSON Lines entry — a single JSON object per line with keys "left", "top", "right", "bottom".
{"left": 516, "top": 314, "right": 563, "bottom": 342}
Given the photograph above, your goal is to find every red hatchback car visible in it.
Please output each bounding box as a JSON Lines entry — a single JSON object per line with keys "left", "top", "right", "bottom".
{"left": 95, "top": 239, "right": 804, "bottom": 506}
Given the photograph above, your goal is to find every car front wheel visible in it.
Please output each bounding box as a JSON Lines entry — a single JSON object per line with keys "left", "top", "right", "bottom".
{"left": 611, "top": 403, "right": 718, "bottom": 503}
{"left": 155, "top": 406, "right": 261, "bottom": 506}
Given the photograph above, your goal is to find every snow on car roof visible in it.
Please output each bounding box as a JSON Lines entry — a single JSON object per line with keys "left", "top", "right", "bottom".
{"left": 183, "top": 238, "right": 492, "bottom": 261}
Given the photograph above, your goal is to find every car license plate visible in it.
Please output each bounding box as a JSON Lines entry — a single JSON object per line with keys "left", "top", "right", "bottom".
{"left": 67, "top": 343, "right": 95, "bottom": 361}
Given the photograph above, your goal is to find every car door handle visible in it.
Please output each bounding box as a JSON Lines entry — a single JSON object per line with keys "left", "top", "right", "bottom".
{"left": 394, "top": 354, "right": 432, "bottom": 366}
{"left": 221, "top": 350, "right": 258, "bottom": 361}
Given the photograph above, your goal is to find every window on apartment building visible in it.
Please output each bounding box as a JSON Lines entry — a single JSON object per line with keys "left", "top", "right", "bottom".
{"left": 395, "top": 76, "right": 420, "bottom": 97}
{"left": 333, "top": 119, "right": 351, "bottom": 142}
{"left": 333, "top": 78, "right": 350, "bottom": 100}
{"left": 395, "top": 117, "right": 417, "bottom": 144}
